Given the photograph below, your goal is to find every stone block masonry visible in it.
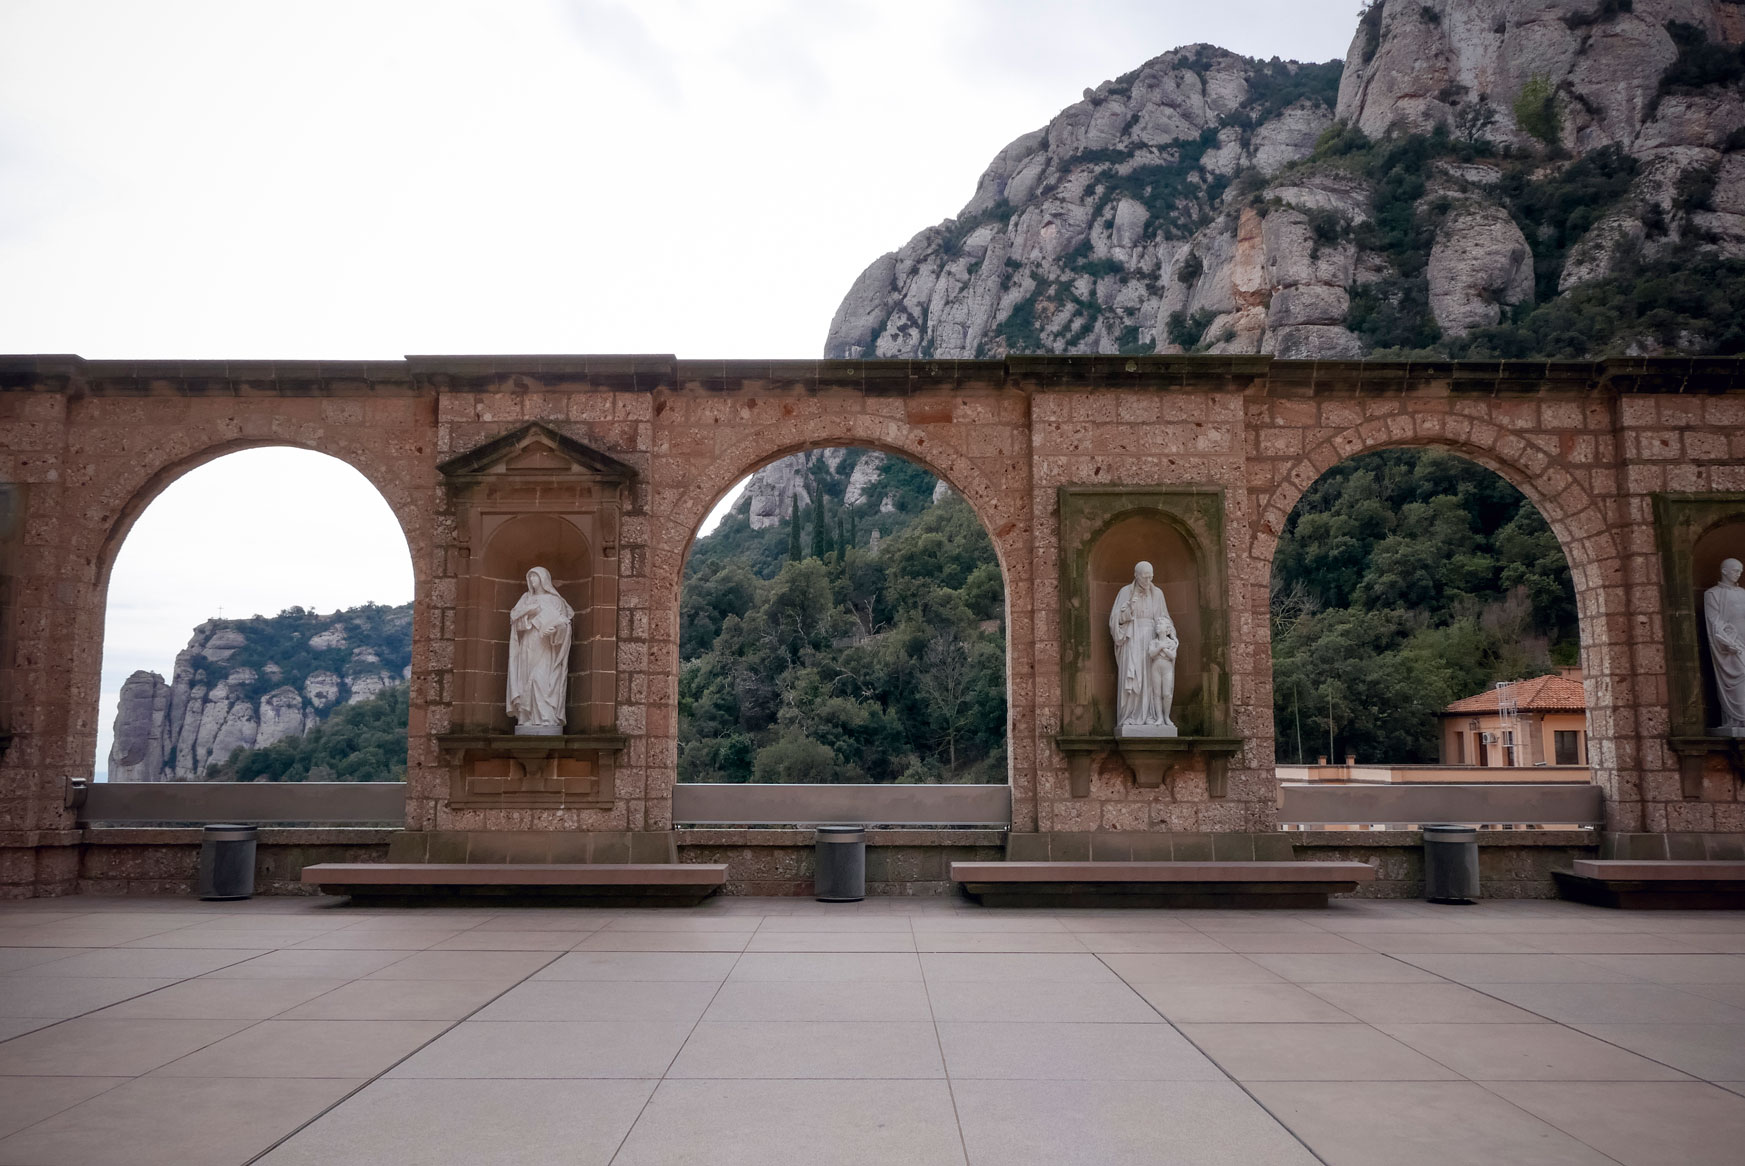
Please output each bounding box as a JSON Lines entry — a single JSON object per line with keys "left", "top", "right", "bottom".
{"left": 2, "top": 353, "right": 1743, "bottom": 895}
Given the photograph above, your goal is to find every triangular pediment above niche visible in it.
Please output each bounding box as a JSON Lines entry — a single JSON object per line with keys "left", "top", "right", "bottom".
{"left": 438, "top": 422, "right": 638, "bottom": 482}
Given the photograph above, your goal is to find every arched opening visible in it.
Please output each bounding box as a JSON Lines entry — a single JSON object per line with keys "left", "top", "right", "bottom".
{"left": 97, "top": 448, "right": 415, "bottom": 784}
{"left": 1269, "top": 448, "right": 1584, "bottom": 771}
{"left": 678, "top": 447, "right": 1007, "bottom": 785}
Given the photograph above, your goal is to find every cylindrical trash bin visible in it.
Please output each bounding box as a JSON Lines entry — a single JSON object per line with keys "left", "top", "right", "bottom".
{"left": 1423, "top": 824, "right": 1479, "bottom": 904}
{"left": 197, "top": 824, "right": 258, "bottom": 901}
{"left": 814, "top": 825, "right": 866, "bottom": 903}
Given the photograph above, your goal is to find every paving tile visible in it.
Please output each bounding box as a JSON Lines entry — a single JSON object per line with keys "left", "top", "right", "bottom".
{"left": 1377, "top": 1022, "right": 1693, "bottom": 1081}
{"left": 362, "top": 950, "right": 556, "bottom": 980}
{"left": 1249, "top": 1080, "right": 1616, "bottom": 1166}
{"left": 7, "top": 948, "right": 264, "bottom": 978}
{"left": 952, "top": 1079, "right": 1316, "bottom": 1166}
{"left": 0, "top": 1018, "right": 250, "bottom": 1076}
{"left": 1068, "top": 931, "right": 1231, "bottom": 953}
{"left": 1495, "top": 1081, "right": 1745, "bottom": 1166}
{"left": 1568, "top": 954, "right": 1745, "bottom": 984}
{"left": 703, "top": 980, "right": 932, "bottom": 1023}
{"left": 1053, "top": 914, "right": 1197, "bottom": 933}
{"left": 277, "top": 978, "right": 516, "bottom": 1021}
{"left": 1353, "top": 932, "right": 1547, "bottom": 955}
{"left": 474, "top": 978, "right": 719, "bottom": 1023}
{"left": 1522, "top": 933, "right": 1708, "bottom": 955}
{"left": 1100, "top": 953, "right": 1284, "bottom": 984}
{"left": 598, "top": 915, "right": 762, "bottom": 933}
{"left": 1133, "top": 982, "right": 1355, "bottom": 1023}
{"left": 912, "top": 932, "right": 1090, "bottom": 953}
{"left": 0, "top": 1076, "right": 127, "bottom": 1139}
{"left": 389, "top": 1020, "right": 692, "bottom": 1079}
{"left": 1569, "top": 1024, "right": 1745, "bottom": 1081}
{"left": 1211, "top": 931, "right": 1371, "bottom": 953}
{"left": 670, "top": 1020, "right": 944, "bottom": 1078}
{"left": 1470, "top": 981, "right": 1745, "bottom": 1025}
{"left": 571, "top": 930, "right": 750, "bottom": 952}
{"left": 534, "top": 950, "right": 739, "bottom": 981}
{"left": 613, "top": 1079, "right": 966, "bottom": 1166}
{"left": 1301, "top": 981, "right": 1544, "bottom": 1024}
{"left": 467, "top": 913, "right": 607, "bottom": 932}
{"left": 0, "top": 1074, "right": 359, "bottom": 1166}
{"left": 910, "top": 914, "right": 1067, "bottom": 933}
{"left": 256, "top": 1078, "right": 654, "bottom": 1166}
{"left": 1245, "top": 953, "right": 1440, "bottom": 983}
{"left": 200, "top": 949, "right": 412, "bottom": 979}
{"left": 424, "top": 930, "right": 578, "bottom": 951}
{"left": 0, "top": 948, "right": 92, "bottom": 973}
{"left": 1392, "top": 953, "right": 1642, "bottom": 983}
{"left": 752, "top": 916, "right": 914, "bottom": 933}
{"left": 0, "top": 1017, "right": 54, "bottom": 1041}
{"left": 920, "top": 952, "right": 1118, "bottom": 983}
{"left": 91, "top": 977, "right": 349, "bottom": 1020}
{"left": 927, "top": 980, "right": 1159, "bottom": 1023}
{"left": 153, "top": 1019, "right": 449, "bottom": 1078}
{"left": 287, "top": 929, "right": 466, "bottom": 950}
{"left": 746, "top": 930, "right": 919, "bottom": 952}
{"left": 1180, "top": 1021, "right": 1460, "bottom": 1082}
{"left": 1657, "top": 932, "right": 1745, "bottom": 954}
{"left": 728, "top": 952, "right": 921, "bottom": 982}
{"left": 938, "top": 1021, "right": 1222, "bottom": 1080}
{"left": 0, "top": 976, "right": 179, "bottom": 1018}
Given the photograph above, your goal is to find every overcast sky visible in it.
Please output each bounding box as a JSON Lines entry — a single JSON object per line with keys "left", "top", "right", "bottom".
{"left": 0, "top": 1, "right": 1358, "bottom": 774}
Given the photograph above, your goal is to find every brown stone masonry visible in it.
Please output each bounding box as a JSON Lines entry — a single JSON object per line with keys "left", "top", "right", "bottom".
{"left": 2, "top": 354, "right": 1743, "bottom": 895}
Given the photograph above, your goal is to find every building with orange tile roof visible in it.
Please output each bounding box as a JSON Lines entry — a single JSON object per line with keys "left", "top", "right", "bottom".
{"left": 1440, "top": 669, "right": 1589, "bottom": 768}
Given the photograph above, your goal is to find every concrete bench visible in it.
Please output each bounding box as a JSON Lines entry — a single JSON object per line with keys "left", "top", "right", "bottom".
{"left": 951, "top": 860, "right": 1377, "bottom": 908}
{"left": 301, "top": 862, "right": 728, "bottom": 906}
{"left": 1553, "top": 860, "right": 1745, "bottom": 909}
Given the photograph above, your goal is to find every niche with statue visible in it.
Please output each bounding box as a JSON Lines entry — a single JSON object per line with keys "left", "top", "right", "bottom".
{"left": 1055, "top": 487, "right": 1239, "bottom": 797}
{"left": 434, "top": 423, "right": 633, "bottom": 809}
{"left": 1655, "top": 494, "right": 1745, "bottom": 790}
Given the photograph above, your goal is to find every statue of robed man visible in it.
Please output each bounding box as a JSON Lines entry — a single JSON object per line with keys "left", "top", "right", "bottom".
{"left": 1111, "top": 560, "right": 1179, "bottom": 737}
{"left": 1706, "top": 556, "right": 1745, "bottom": 735}
{"left": 507, "top": 566, "right": 574, "bottom": 735}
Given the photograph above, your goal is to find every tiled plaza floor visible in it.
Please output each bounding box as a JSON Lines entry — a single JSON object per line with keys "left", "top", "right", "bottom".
{"left": 0, "top": 895, "right": 1742, "bottom": 1165}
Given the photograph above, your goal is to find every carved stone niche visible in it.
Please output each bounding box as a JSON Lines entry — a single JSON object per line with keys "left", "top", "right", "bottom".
{"left": 436, "top": 423, "right": 634, "bottom": 809}
{"left": 1655, "top": 493, "right": 1745, "bottom": 795}
{"left": 1055, "top": 487, "right": 1240, "bottom": 798}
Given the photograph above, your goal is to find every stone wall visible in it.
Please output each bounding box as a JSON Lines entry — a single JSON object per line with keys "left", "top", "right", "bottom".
{"left": 3, "top": 354, "right": 1743, "bottom": 895}
{"left": 1293, "top": 831, "right": 1600, "bottom": 900}
{"left": 73, "top": 828, "right": 397, "bottom": 896}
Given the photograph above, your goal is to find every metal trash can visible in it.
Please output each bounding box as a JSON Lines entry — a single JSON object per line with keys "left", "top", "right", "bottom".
{"left": 1422, "top": 824, "right": 1479, "bottom": 904}
{"left": 197, "top": 824, "right": 258, "bottom": 901}
{"left": 814, "top": 825, "right": 866, "bottom": 903}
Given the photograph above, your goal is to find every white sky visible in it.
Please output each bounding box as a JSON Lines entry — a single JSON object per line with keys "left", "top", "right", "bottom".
{"left": 0, "top": 1, "right": 1358, "bottom": 775}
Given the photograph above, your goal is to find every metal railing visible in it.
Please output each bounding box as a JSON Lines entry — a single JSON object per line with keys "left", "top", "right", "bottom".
{"left": 1278, "top": 781, "right": 1603, "bottom": 829}
{"left": 673, "top": 783, "right": 1011, "bottom": 828}
{"left": 68, "top": 780, "right": 406, "bottom": 826}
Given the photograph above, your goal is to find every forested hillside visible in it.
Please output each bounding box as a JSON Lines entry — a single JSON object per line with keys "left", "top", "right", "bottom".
{"left": 1270, "top": 450, "right": 1578, "bottom": 764}
{"left": 679, "top": 451, "right": 1006, "bottom": 784}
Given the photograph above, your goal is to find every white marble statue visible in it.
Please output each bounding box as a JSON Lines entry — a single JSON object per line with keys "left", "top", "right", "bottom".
{"left": 507, "top": 566, "right": 574, "bottom": 735}
{"left": 1705, "top": 557, "right": 1745, "bottom": 736}
{"left": 1110, "top": 560, "right": 1179, "bottom": 737}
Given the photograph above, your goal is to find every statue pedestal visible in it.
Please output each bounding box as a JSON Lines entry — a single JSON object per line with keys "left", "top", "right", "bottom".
{"left": 436, "top": 732, "right": 627, "bottom": 809}
{"left": 1054, "top": 734, "right": 1241, "bottom": 798}
{"left": 1116, "top": 724, "right": 1178, "bottom": 739}
{"left": 513, "top": 724, "right": 564, "bottom": 737}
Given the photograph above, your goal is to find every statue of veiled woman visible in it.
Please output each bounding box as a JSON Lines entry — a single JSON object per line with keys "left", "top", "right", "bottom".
{"left": 507, "top": 566, "right": 574, "bottom": 735}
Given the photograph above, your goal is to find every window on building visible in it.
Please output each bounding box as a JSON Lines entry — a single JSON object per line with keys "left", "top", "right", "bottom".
{"left": 1453, "top": 733, "right": 1465, "bottom": 764}
{"left": 1477, "top": 736, "right": 1489, "bottom": 767}
{"left": 1554, "top": 730, "right": 1581, "bottom": 766}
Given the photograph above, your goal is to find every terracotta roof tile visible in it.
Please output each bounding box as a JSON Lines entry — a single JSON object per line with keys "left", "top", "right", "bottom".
{"left": 1444, "top": 674, "right": 1587, "bottom": 715}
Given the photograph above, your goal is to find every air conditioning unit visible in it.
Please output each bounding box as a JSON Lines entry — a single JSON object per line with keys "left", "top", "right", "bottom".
{"left": 1480, "top": 732, "right": 1498, "bottom": 744}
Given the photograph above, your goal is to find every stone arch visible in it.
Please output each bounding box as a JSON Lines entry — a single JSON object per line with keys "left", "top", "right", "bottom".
{"left": 647, "top": 408, "right": 1035, "bottom": 823}
{"left": 1248, "top": 410, "right": 1639, "bottom": 828}
{"left": 73, "top": 434, "right": 428, "bottom": 804}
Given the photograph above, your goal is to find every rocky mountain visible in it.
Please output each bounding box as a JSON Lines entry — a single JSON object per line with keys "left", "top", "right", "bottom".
{"left": 826, "top": 0, "right": 1745, "bottom": 362}
{"left": 107, "top": 602, "right": 412, "bottom": 782}
{"left": 734, "top": 449, "right": 946, "bottom": 532}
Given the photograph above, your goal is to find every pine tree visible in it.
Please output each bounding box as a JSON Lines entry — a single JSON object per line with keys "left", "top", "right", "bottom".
{"left": 836, "top": 515, "right": 847, "bottom": 560}
{"left": 848, "top": 508, "right": 857, "bottom": 549}
{"left": 811, "top": 491, "right": 828, "bottom": 561}
{"left": 788, "top": 495, "right": 801, "bottom": 561}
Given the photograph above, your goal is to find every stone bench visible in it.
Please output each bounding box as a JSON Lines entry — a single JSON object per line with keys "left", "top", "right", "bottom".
{"left": 950, "top": 860, "right": 1377, "bottom": 908}
{"left": 301, "top": 862, "right": 728, "bottom": 906}
{"left": 1552, "top": 859, "right": 1745, "bottom": 909}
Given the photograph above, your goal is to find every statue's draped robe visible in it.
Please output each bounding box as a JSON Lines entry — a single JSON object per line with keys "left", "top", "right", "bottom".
{"left": 1706, "top": 581, "right": 1745, "bottom": 728}
{"left": 1110, "top": 581, "right": 1178, "bottom": 729}
{"left": 507, "top": 571, "right": 574, "bottom": 728}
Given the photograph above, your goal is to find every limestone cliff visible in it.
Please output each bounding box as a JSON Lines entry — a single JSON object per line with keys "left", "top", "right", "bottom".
{"left": 826, "top": 1, "right": 1745, "bottom": 361}
{"left": 107, "top": 602, "right": 412, "bottom": 781}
